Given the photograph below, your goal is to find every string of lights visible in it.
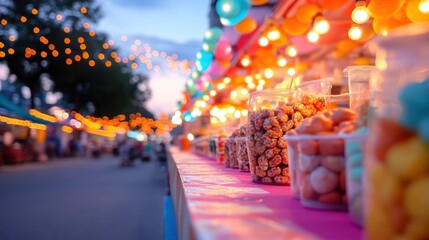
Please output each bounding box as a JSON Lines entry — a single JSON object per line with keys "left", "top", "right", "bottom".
{"left": 0, "top": 8, "right": 193, "bottom": 74}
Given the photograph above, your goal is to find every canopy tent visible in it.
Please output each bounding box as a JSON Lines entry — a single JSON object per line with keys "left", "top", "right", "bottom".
{"left": 0, "top": 93, "right": 48, "bottom": 124}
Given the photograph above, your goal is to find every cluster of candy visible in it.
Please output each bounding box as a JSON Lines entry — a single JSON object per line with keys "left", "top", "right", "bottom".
{"left": 367, "top": 79, "right": 429, "bottom": 239}
{"left": 292, "top": 108, "right": 357, "bottom": 209}
{"left": 247, "top": 95, "right": 326, "bottom": 185}
{"left": 236, "top": 126, "right": 250, "bottom": 172}
{"left": 224, "top": 129, "right": 240, "bottom": 169}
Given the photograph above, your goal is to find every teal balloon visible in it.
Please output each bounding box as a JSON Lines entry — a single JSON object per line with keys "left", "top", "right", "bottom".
{"left": 216, "top": 0, "right": 244, "bottom": 19}
{"left": 186, "top": 82, "right": 196, "bottom": 96}
{"left": 195, "top": 51, "right": 213, "bottom": 72}
{"left": 183, "top": 112, "right": 196, "bottom": 122}
{"left": 204, "top": 27, "right": 223, "bottom": 44}
{"left": 217, "top": 0, "right": 250, "bottom": 26}
{"left": 196, "top": 50, "right": 213, "bottom": 60}
{"left": 177, "top": 101, "right": 183, "bottom": 108}
{"left": 191, "top": 71, "right": 201, "bottom": 79}
{"left": 202, "top": 41, "right": 216, "bottom": 53}
{"left": 195, "top": 91, "right": 204, "bottom": 98}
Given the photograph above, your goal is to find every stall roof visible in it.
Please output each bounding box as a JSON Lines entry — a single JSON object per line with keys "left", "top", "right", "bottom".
{"left": 0, "top": 94, "right": 48, "bottom": 124}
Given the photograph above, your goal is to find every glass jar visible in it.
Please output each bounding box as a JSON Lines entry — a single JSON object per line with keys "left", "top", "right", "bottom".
{"left": 365, "top": 25, "right": 429, "bottom": 239}
{"left": 247, "top": 90, "right": 327, "bottom": 185}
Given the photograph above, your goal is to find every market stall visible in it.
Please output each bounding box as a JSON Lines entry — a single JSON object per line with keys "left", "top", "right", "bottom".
{"left": 168, "top": 147, "right": 362, "bottom": 239}
{"left": 170, "top": 0, "right": 429, "bottom": 239}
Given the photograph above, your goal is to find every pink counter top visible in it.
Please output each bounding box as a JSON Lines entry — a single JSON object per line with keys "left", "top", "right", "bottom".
{"left": 168, "top": 148, "right": 363, "bottom": 240}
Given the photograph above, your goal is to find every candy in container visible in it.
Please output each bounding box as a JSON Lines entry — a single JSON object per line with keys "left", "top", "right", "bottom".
{"left": 247, "top": 90, "right": 327, "bottom": 185}
{"left": 365, "top": 24, "right": 429, "bottom": 240}
{"left": 284, "top": 108, "right": 358, "bottom": 210}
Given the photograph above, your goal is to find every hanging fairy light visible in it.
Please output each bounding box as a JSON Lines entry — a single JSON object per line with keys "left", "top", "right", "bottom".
{"left": 287, "top": 67, "right": 296, "bottom": 76}
{"left": 264, "top": 68, "right": 274, "bottom": 78}
{"left": 241, "top": 55, "right": 251, "bottom": 67}
{"left": 307, "top": 30, "right": 319, "bottom": 43}
{"left": 277, "top": 56, "right": 287, "bottom": 67}
{"left": 285, "top": 45, "right": 297, "bottom": 57}
{"left": 266, "top": 25, "right": 281, "bottom": 41}
{"left": 419, "top": 0, "right": 429, "bottom": 13}
{"left": 352, "top": 0, "right": 370, "bottom": 24}
{"left": 348, "top": 25, "right": 363, "bottom": 40}
{"left": 313, "top": 13, "right": 330, "bottom": 34}
{"left": 258, "top": 36, "right": 269, "bottom": 47}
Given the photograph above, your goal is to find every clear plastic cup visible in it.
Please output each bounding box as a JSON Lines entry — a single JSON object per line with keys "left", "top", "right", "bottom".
{"left": 285, "top": 134, "right": 347, "bottom": 211}
{"left": 236, "top": 137, "right": 250, "bottom": 172}
{"left": 247, "top": 90, "right": 328, "bottom": 185}
{"left": 343, "top": 66, "right": 375, "bottom": 112}
{"left": 284, "top": 133, "right": 300, "bottom": 199}
{"left": 296, "top": 78, "right": 333, "bottom": 96}
{"left": 343, "top": 131, "right": 367, "bottom": 226}
{"left": 224, "top": 138, "right": 238, "bottom": 168}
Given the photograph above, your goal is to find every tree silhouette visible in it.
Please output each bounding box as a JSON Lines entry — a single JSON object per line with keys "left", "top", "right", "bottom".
{"left": 0, "top": 0, "right": 153, "bottom": 118}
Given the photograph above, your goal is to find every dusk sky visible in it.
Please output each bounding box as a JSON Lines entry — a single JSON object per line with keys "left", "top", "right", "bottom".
{"left": 96, "top": 0, "right": 212, "bottom": 116}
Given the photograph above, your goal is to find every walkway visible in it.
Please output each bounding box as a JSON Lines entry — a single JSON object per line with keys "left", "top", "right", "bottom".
{"left": 0, "top": 154, "right": 166, "bottom": 240}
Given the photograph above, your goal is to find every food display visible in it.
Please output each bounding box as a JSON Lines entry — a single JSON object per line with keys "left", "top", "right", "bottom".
{"left": 216, "top": 134, "right": 227, "bottom": 163}
{"left": 366, "top": 79, "right": 429, "bottom": 239}
{"left": 285, "top": 108, "right": 357, "bottom": 209}
{"left": 236, "top": 126, "right": 250, "bottom": 172}
{"left": 247, "top": 90, "right": 327, "bottom": 185}
{"left": 224, "top": 129, "right": 240, "bottom": 168}
{"left": 364, "top": 25, "right": 429, "bottom": 240}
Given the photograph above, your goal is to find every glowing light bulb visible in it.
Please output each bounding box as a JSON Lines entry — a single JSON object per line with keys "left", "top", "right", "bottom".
{"left": 241, "top": 55, "right": 251, "bottom": 67}
{"left": 187, "top": 133, "right": 194, "bottom": 141}
{"left": 307, "top": 30, "right": 319, "bottom": 43}
{"left": 245, "top": 76, "right": 253, "bottom": 84}
{"left": 223, "top": 77, "right": 231, "bottom": 84}
{"left": 287, "top": 68, "right": 296, "bottom": 76}
{"left": 314, "top": 16, "right": 330, "bottom": 34}
{"left": 277, "top": 57, "right": 287, "bottom": 67}
{"left": 266, "top": 26, "right": 281, "bottom": 41}
{"left": 264, "top": 68, "right": 274, "bottom": 78}
{"left": 348, "top": 25, "right": 363, "bottom": 40}
{"left": 419, "top": 0, "right": 429, "bottom": 13}
{"left": 231, "top": 91, "right": 238, "bottom": 98}
{"left": 352, "top": 1, "right": 370, "bottom": 24}
{"left": 286, "top": 45, "right": 297, "bottom": 57}
{"left": 258, "top": 36, "right": 269, "bottom": 47}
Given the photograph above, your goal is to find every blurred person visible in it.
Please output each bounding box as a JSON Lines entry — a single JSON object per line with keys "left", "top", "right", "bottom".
{"left": 119, "top": 139, "right": 133, "bottom": 166}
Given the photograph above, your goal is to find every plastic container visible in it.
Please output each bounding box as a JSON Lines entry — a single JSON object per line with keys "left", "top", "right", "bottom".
{"left": 285, "top": 134, "right": 347, "bottom": 210}
{"left": 224, "top": 138, "right": 238, "bottom": 168}
{"left": 247, "top": 90, "right": 328, "bottom": 185}
{"left": 343, "top": 66, "right": 375, "bottom": 113}
{"left": 344, "top": 131, "right": 367, "bottom": 226}
{"left": 236, "top": 137, "right": 250, "bottom": 172}
{"left": 365, "top": 25, "right": 429, "bottom": 239}
{"left": 285, "top": 134, "right": 300, "bottom": 198}
{"left": 215, "top": 135, "right": 227, "bottom": 163}
{"left": 328, "top": 93, "right": 350, "bottom": 108}
{"left": 296, "top": 78, "right": 333, "bottom": 96}
{"left": 208, "top": 136, "right": 217, "bottom": 160}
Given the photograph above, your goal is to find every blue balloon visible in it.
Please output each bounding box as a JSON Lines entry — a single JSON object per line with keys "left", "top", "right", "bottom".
{"left": 183, "top": 112, "right": 196, "bottom": 122}
{"left": 217, "top": 0, "right": 250, "bottom": 26}
{"left": 195, "top": 50, "right": 213, "bottom": 72}
{"left": 196, "top": 50, "right": 213, "bottom": 60}
{"left": 216, "top": 0, "right": 244, "bottom": 19}
{"left": 204, "top": 27, "right": 223, "bottom": 44}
